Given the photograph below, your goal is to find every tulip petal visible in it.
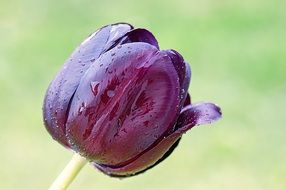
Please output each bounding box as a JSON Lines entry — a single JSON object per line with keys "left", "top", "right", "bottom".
{"left": 94, "top": 138, "right": 181, "bottom": 177}
{"left": 119, "top": 28, "right": 159, "bottom": 49}
{"left": 175, "top": 102, "right": 222, "bottom": 132}
{"left": 93, "top": 102, "right": 221, "bottom": 177}
{"left": 66, "top": 42, "right": 181, "bottom": 164}
{"left": 43, "top": 23, "right": 133, "bottom": 147}
{"left": 163, "top": 50, "right": 191, "bottom": 112}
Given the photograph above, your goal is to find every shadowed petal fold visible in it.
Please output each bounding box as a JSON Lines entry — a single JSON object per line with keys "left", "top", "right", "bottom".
{"left": 184, "top": 93, "right": 191, "bottom": 106}
{"left": 118, "top": 28, "right": 159, "bottom": 49}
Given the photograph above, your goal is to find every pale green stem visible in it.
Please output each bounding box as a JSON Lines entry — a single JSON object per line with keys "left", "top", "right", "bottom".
{"left": 48, "top": 153, "right": 88, "bottom": 190}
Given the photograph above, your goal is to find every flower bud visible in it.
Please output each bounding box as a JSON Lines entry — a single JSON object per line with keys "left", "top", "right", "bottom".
{"left": 43, "top": 23, "right": 222, "bottom": 177}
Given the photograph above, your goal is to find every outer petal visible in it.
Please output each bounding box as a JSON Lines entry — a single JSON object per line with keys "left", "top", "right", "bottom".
{"left": 66, "top": 42, "right": 181, "bottom": 164}
{"left": 43, "top": 23, "right": 133, "bottom": 147}
{"left": 176, "top": 102, "right": 222, "bottom": 131}
{"left": 117, "top": 28, "right": 159, "bottom": 49}
{"left": 163, "top": 50, "right": 191, "bottom": 113}
{"left": 93, "top": 102, "right": 222, "bottom": 177}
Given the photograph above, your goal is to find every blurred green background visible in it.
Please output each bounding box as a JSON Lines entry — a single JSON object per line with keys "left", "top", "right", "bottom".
{"left": 0, "top": 0, "right": 285, "bottom": 189}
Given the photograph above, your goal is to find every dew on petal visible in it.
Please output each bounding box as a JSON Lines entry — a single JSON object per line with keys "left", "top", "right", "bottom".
{"left": 90, "top": 81, "right": 100, "bottom": 96}
{"left": 78, "top": 102, "right": 86, "bottom": 115}
{"left": 107, "top": 90, "right": 115, "bottom": 97}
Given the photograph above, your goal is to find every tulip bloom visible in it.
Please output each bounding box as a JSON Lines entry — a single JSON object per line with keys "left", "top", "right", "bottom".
{"left": 43, "top": 23, "right": 222, "bottom": 177}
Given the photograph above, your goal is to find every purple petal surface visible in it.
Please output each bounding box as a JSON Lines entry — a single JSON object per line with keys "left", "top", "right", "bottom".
{"left": 118, "top": 28, "right": 159, "bottom": 49}
{"left": 66, "top": 42, "right": 181, "bottom": 164}
{"left": 163, "top": 50, "right": 191, "bottom": 112}
{"left": 93, "top": 102, "right": 222, "bottom": 177}
{"left": 176, "top": 102, "right": 222, "bottom": 131}
{"left": 43, "top": 23, "right": 133, "bottom": 147}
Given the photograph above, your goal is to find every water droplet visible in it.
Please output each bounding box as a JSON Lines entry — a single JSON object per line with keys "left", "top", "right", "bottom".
{"left": 118, "top": 45, "right": 122, "bottom": 49}
{"left": 111, "top": 53, "right": 116, "bottom": 56}
{"left": 78, "top": 106, "right": 84, "bottom": 115}
{"left": 107, "top": 90, "right": 115, "bottom": 97}
{"left": 90, "top": 81, "right": 100, "bottom": 96}
{"left": 78, "top": 102, "right": 86, "bottom": 115}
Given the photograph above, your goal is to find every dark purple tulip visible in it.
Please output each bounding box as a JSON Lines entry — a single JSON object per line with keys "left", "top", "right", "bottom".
{"left": 43, "top": 23, "right": 222, "bottom": 177}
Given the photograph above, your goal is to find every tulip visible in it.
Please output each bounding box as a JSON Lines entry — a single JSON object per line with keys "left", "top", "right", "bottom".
{"left": 43, "top": 23, "right": 222, "bottom": 188}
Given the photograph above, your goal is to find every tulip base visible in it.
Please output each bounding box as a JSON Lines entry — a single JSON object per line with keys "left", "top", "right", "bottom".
{"left": 48, "top": 153, "right": 87, "bottom": 190}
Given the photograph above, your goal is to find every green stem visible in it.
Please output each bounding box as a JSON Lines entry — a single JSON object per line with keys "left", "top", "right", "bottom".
{"left": 48, "top": 153, "right": 88, "bottom": 190}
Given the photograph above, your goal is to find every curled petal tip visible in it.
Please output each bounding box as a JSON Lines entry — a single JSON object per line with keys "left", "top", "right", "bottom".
{"left": 175, "top": 102, "right": 222, "bottom": 132}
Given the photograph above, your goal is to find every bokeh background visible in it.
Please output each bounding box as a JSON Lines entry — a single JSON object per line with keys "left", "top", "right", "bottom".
{"left": 0, "top": 0, "right": 285, "bottom": 189}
